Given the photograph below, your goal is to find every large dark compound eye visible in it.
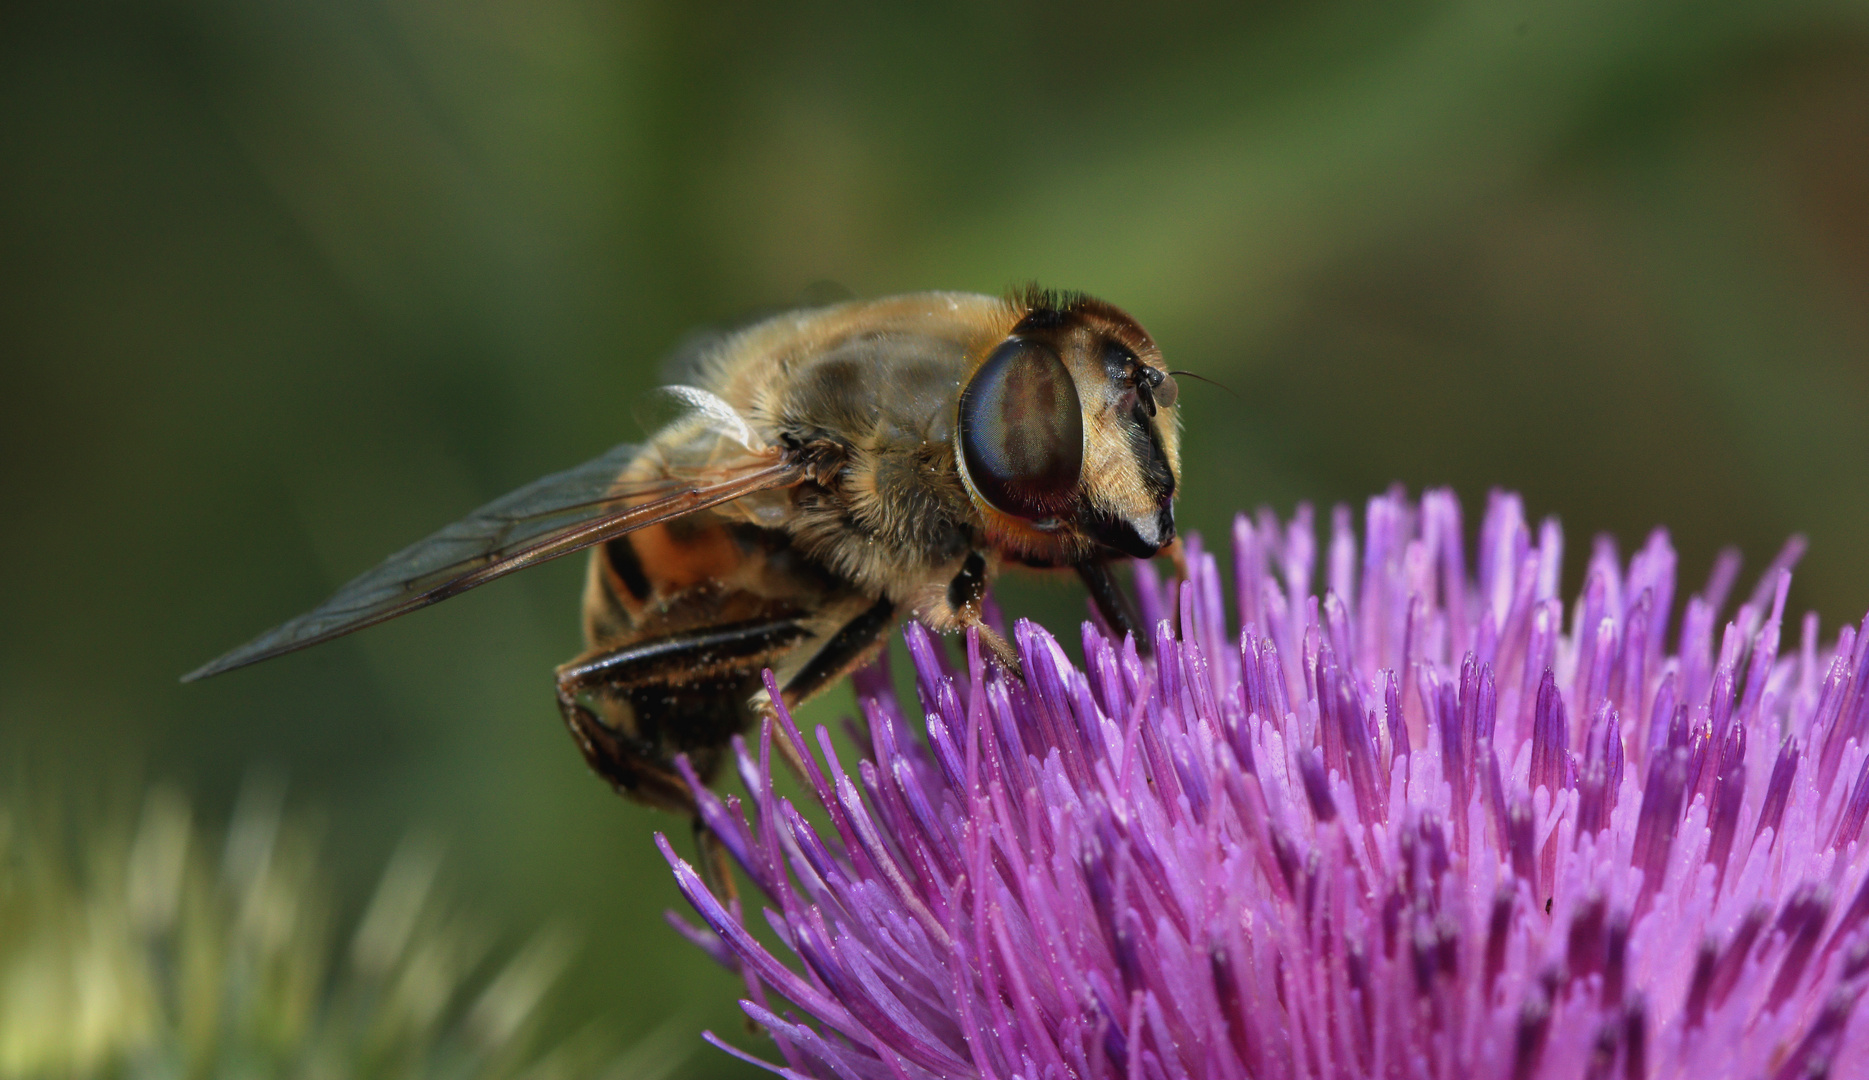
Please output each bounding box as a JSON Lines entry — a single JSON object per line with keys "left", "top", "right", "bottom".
{"left": 959, "top": 336, "right": 1084, "bottom": 520}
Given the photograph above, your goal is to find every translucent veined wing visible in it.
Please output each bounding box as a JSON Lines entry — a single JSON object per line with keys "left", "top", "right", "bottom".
{"left": 184, "top": 441, "right": 803, "bottom": 681}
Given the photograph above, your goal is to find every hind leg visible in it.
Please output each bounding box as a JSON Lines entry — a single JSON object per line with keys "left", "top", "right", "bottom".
{"left": 557, "top": 618, "right": 814, "bottom": 904}
{"left": 555, "top": 617, "right": 811, "bottom": 813}
{"left": 556, "top": 599, "right": 899, "bottom": 899}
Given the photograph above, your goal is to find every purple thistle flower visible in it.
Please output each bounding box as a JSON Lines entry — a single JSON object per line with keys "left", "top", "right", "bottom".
{"left": 661, "top": 490, "right": 1869, "bottom": 1080}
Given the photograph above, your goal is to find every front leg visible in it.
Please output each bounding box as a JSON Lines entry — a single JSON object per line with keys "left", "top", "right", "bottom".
{"left": 1076, "top": 558, "right": 1152, "bottom": 657}
{"left": 932, "top": 551, "right": 1021, "bottom": 673}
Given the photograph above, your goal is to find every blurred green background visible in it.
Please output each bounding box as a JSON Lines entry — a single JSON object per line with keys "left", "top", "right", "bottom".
{"left": 4, "top": 0, "right": 1868, "bottom": 1072}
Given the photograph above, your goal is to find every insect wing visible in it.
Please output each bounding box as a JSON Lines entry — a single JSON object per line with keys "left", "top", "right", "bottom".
{"left": 184, "top": 443, "right": 801, "bottom": 681}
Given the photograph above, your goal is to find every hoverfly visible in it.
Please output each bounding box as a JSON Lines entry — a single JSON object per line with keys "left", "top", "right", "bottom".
{"left": 188, "top": 289, "right": 1180, "bottom": 824}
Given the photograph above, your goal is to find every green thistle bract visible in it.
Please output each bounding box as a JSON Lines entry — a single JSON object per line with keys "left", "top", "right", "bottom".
{"left": 0, "top": 779, "right": 675, "bottom": 1080}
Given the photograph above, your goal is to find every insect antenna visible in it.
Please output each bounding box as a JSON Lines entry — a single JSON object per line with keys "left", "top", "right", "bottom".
{"left": 1167, "top": 370, "right": 1240, "bottom": 399}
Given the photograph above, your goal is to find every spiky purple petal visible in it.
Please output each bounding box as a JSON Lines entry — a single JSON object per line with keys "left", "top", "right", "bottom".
{"left": 664, "top": 490, "right": 1869, "bottom": 1080}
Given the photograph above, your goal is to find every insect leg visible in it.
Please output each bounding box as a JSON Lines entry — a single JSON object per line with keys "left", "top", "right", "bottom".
{"left": 693, "top": 814, "right": 740, "bottom": 906}
{"left": 779, "top": 596, "right": 897, "bottom": 705}
{"left": 1164, "top": 536, "right": 1189, "bottom": 579}
{"left": 939, "top": 552, "right": 1021, "bottom": 674}
{"left": 975, "top": 624, "right": 1023, "bottom": 675}
{"left": 558, "top": 693, "right": 691, "bottom": 817}
{"left": 555, "top": 619, "right": 809, "bottom": 815}
{"left": 1076, "top": 559, "right": 1153, "bottom": 657}
{"left": 747, "top": 596, "right": 898, "bottom": 787}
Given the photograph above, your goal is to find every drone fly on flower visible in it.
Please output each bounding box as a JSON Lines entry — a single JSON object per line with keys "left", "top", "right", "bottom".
{"left": 187, "top": 289, "right": 1182, "bottom": 823}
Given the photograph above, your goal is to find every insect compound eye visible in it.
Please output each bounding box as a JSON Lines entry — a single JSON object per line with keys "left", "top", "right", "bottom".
{"left": 958, "top": 336, "right": 1084, "bottom": 521}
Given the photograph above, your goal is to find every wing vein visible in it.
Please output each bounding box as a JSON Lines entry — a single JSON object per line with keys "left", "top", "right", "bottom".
{"left": 183, "top": 445, "right": 801, "bottom": 681}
